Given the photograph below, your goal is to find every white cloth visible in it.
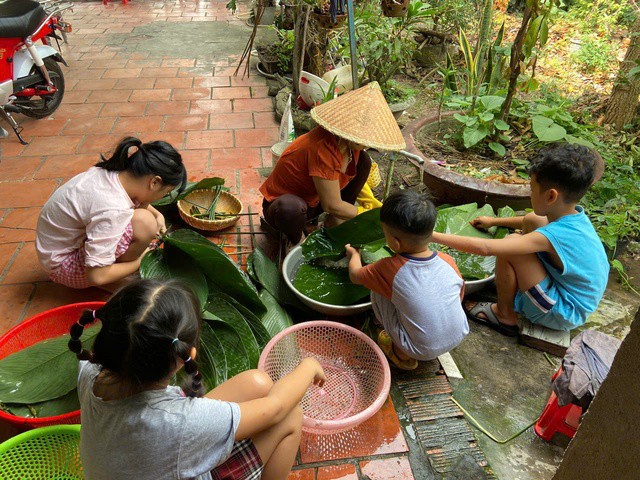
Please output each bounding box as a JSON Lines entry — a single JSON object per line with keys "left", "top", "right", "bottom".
{"left": 78, "top": 361, "right": 241, "bottom": 480}
{"left": 36, "top": 167, "right": 136, "bottom": 272}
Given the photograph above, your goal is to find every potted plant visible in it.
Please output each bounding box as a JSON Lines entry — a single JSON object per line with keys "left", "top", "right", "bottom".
{"left": 402, "top": 0, "right": 570, "bottom": 209}
{"left": 256, "top": 27, "right": 295, "bottom": 76}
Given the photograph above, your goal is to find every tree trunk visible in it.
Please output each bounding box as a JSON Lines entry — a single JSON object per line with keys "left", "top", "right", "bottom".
{"left": 292, "top": 5, "right": 305, "bottom": 96}
{"left": 603, "top": 16, "right": 640, "bottom": 130}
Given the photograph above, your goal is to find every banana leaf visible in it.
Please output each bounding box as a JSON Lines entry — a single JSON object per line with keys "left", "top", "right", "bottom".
{"left": 153, "top": 177, "right": 226, "bottom": 207}
{"left": 302, "top": 208, "right": 384, "bottom": 260}
{"left": 0, "top": 325, "right": 100, "bottom": 404}
{"left": 248, "top": 247, "right": 307, "bottom": 310}
{"left": 164, "top": 229, "right": 266, "bottom": 316}
{"left": 1, "top": 389, "right": 81, "bottom": 419}
{"left": 204, "top": 296, "right": 260, "bottom": 368}
{"left": 293, "top": 263, "right": 371, "bottom": 306}
{"left": 198, "top": 322, "right": 227, "bottom": 389}
{"left": 202, "top": 312, "right": 251, "bottom": 377}
{"left": 259, "top": 289, "right": 293, "bottom": 338}
{"left": 211, "top": 292, "right": 271, "bottom": 349}
{"left": 140, "top": 246, "right": 208, "bottom": 308}
{"left": 495, "top": 206, "right": 516, "bottom": 239}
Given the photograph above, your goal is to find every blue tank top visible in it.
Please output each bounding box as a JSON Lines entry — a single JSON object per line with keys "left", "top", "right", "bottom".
{"left": 535, "top": 206, "right": 609, "bottom": 328}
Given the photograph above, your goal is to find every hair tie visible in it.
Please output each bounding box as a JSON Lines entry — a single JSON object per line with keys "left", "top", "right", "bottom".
{"left": 172, "top": 338, "right": 179, "bottom": 345}
{"left": 184, "top": 356, "right": 192, "bottom": 364}
{"left": 92, "top": 310, "right": 97, "bottom": 320}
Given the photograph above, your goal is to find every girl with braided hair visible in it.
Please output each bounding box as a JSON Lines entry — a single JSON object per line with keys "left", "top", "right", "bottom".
{"left": 69, "top": 278, "right": 325, "bottom": 480}
{"left": 36, "top": 136, "right": 187, "bottom": 289}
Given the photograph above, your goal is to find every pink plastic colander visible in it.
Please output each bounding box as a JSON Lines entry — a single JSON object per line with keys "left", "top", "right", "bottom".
{"left": 258, "top": 321, "right": 391, "bottom": 434}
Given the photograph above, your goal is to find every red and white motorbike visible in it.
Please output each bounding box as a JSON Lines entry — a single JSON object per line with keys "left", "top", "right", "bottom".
{"left": 0, "top": 0, "right": 72, "bottom": 144}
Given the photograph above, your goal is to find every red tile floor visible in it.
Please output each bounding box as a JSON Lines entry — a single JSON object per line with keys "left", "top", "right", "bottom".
{"left": 0, "top": 1, "right": 415, "bottom": 478}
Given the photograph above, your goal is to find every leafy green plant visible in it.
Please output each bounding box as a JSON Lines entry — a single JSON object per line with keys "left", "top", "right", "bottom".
{"left": 352, "top": 0, "right": 439, "bottom": 94}
{"left": 447, "top": 95, "right": 511, "bottom": 155}
{"left": 573, "top": 34, "right": 618, "bottom": 73}
{"left": 318, "top": 75, "right": 340, "bottom": 104}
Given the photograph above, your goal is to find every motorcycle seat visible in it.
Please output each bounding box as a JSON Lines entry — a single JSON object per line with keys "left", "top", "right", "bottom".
{"left": 0, "top": 0, "right": 48, "bottom": 39}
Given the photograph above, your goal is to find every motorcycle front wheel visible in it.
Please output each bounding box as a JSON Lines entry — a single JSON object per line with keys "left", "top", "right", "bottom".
{"left": 14, "top": 57, "right": 65, "bottom": 119}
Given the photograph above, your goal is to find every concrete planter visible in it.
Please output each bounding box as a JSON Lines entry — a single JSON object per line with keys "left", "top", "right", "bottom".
{"left": 403, "top": 113, "right": 531, "bottom": 210}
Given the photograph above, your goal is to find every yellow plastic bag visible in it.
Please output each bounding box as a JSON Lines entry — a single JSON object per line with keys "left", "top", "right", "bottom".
{"left": 356, "top": 182, "right": 382, "bottom": 214}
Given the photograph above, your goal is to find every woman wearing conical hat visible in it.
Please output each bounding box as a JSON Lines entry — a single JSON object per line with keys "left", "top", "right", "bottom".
{"left": 259, "top": 82, "right": 406, "bottom": 244}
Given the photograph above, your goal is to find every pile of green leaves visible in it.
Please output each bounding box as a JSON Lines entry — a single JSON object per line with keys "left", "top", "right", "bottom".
{"left": 432, "top": 203, "right": 515, "bottom": 280}
{"left": 292, "top": 204, "right": 516, "bottom": 305}
{"left": 141, "top": 229, "right": 293, "bottom": 389}
{"left": 0, "top": 325, "right": 100, "bottom": 418}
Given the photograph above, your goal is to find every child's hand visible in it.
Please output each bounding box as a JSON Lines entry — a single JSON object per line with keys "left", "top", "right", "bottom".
{"left": 470, "top": 216, "right": 494, "bottom": 230}
{"left": 303, "top": 357, "right": 326, "bottom": 388}
{"left": 345, "top": 244, "right": 359, "bottom": 258}
{"left": 155, "top": 214, "right": 167, "bottom": 236}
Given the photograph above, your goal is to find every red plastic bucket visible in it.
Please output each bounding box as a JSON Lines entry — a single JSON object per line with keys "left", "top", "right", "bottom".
{"left": 0, "top": 302, "right": 105, "bottom": 431}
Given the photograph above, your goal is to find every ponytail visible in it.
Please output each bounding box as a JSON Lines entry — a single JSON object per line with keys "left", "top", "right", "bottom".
{"left": 96, "top": 136, "right": 187, "bottom": 193}
{"left": 69, "top": 279, "right": 203, "bottom": 397}
{"left": 173, "top": 338, "right": 205, "bottom": 398}
{"left": 68, "top": 309, "right": 99, "bottom": 361}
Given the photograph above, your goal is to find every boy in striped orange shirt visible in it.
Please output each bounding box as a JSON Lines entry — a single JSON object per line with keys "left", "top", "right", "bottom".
{"left": 346, "top": 190, "right": 469, "bottom": 370}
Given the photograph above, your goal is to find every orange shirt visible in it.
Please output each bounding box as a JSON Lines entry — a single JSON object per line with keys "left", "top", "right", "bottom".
{"left": 259, "top": 127, "right": 361, "bottom": 207}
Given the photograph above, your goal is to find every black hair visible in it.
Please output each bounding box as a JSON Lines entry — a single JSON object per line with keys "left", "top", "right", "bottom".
{"left": 380, "top": 189, "right": 437, "bottom": 238}
{"left": 96, "top": 136, "right": 187, "bottom": 192}
{"left": 68, "top": 279, "right": 204, "bottom": 397}
{"left": 528, "top": 142, "right": 600, "bottom": 203}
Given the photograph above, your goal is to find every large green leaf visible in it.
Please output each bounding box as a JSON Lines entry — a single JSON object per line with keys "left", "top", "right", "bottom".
{"left": 302, "top": 209, "right": 384, "bottom": 260}
{"left": 198, "top": 322, "right": 227, "bottom": 389}
{"left": 532, "top": 116, "right": 567, "bottom": 142}
{"left": 153, "top": 177, "right": 226, "bottom": 207}
{"left": 202, "top": 313, "right": 251, "bottom": 377}
{"left": 259, "top": 289, "right": 293, "bottom": 338}
{"left": 212, "top": 292, "right": 271, "bottom": 349}
{"left": 165, "top": 229, "right": 266, "bottom": 316}
{"left": 249, "top": 247, "right": 307, "bottom": 310}
{"left": 1, "top": 389, "right": 81, "bottom": 419}
{"left": 0, "top": 325, "right": 100, "bottom": 404}
{"left": 204, "top": 296, "right": 260, "bottom": 368}
{"left": 293, "top": 263, "right": 371, "bottom": 306}
{"left": 140, "top": 246, "right": 208, "bottom": 308}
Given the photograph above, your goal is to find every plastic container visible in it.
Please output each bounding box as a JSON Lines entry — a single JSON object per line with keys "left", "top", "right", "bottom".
{"left": 299, "top": 71, "right": 330, "bottom": 108}
{"left": 271, "top": 141, "right": 291, "bottom": 167}
{"left": 258, "top": 321, "right": 391, "bottom": 434}
{"left": 0, "top": 424, "right": 83, "bottom": 478}
{"left": 0, "top": 302, "right": 105, "bottom": 431}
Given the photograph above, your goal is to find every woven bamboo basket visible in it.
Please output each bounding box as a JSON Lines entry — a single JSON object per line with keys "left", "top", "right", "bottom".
{"left": 177, "top": 189, "right": 243, "bottom": 232}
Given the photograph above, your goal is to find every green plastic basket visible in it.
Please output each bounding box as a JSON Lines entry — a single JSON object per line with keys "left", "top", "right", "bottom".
{"left": 0, "top": 425, "right": 84, "bottom": 479}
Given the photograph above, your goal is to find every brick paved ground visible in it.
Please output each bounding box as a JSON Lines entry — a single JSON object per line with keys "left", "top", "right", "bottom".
{"left": 0, "top": 1, "right": 418, "bottom": 478}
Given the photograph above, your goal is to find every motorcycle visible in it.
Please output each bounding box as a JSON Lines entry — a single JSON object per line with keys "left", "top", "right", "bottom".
{"left": 0, "top": 0, "right": 72, "bottom": 144}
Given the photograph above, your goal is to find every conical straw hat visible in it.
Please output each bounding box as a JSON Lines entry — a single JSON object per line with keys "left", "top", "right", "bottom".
{"left": 310, "top": 82, "right": 406, "bottom": 151}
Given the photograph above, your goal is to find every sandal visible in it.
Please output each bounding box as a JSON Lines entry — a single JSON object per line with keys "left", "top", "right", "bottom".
{"left": 377, "top": 330, "right": 418, "bottom": 370}
{"left": 464, "top": 302, "right": 519, "bottom": 337}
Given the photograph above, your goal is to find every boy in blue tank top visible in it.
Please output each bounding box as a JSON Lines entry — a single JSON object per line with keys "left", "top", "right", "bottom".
{"left": 432, "top": 143, "right": 609, "bottom": 336}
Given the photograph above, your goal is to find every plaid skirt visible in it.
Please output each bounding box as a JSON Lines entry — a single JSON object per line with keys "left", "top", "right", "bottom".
{"left": 49, "top": 223, "right": 133, "bottom": 289}
{"left": 211, "top": 439, "right": 264, "bottom": 480}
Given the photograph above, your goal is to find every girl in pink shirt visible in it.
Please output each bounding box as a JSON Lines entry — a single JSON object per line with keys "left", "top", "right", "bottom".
{"left": 36, "top": 137, "right": 187, "bottom": 289}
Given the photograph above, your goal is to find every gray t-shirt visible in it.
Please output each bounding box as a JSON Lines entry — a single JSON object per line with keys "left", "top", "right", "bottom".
{"left": 78, "top": 361, "right": 241, "bottom": 480}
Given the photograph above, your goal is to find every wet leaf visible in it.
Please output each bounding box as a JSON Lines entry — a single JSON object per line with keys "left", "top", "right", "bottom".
{"left": 293, "top": 263, "right": 370, "bottom": 306}
{"left": 0, "top": 325, "right": 100, "bottom": 404}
